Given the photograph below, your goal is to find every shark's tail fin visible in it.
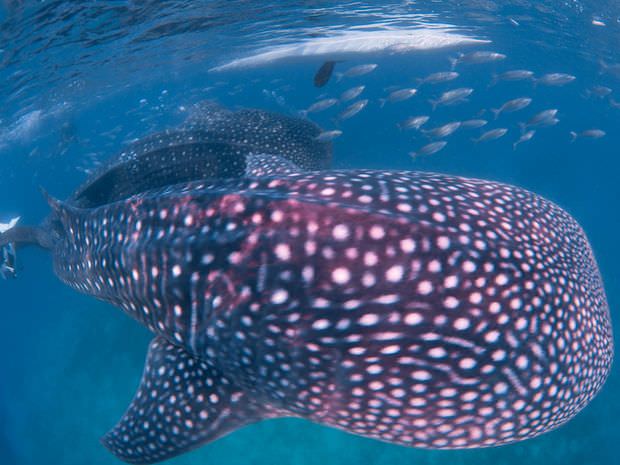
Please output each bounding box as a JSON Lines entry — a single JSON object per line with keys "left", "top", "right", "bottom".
{"left": 448, "top": 55, "right": 461, "bottom": 71}
{"left": 0, "top": 217, "right": 20, "bottom": 279}
{"left": 0, "top": 242, "right": 17, "bottom": 279}
{"left": 0, "top": 217, "right": 52, "bottom": 279}
{"left": 569, "top": 131, "right": 578, "bottom": 143}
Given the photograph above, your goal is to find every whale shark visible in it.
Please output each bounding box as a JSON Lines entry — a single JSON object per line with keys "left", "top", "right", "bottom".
{"left": 0, "top": 166, "right": 613, "bottom": 464}
{"left": 72, "top": 104, "right": 331, "bottom": 209}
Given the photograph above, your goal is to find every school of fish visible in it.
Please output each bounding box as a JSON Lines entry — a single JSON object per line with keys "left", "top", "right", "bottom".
{"left": 301, "top": 52, "right": 610, "bottom": 159}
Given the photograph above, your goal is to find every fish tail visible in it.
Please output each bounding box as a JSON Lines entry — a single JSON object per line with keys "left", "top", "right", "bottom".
{"left": 298, "top": 109, "right": 308, "bottom": 118}
{"left": 569, "top": 131, "right": 578, "bottom": 143}
{"left": 408, "top": 151, "right": 418, "bottom": 160}
{"left": 512, "top": 141, "right": 519, "bottom": 151}
{"left": 428, "top": 99, "right": 438, "bottom": 111}
{"left": 334, "top": 72, "right": 344, "bottom": 83}
{"left": 491, "top": 108, "right": 500, "bottom": 120}
{"left": 518, "top": 122, "right": 527, "bottom": 134}
{"left": 448, "top": 56, "right": 459, "bottom": 70}
{"left": 0, "top": 241, "right": 16, "bottom": 279}
{"left": 471, "top": 137, "right": 480, "bottom": 144}
{"left": 379, "top": 98, "right": 386, "bottom": 109}
{"left": 0, "top": 221, "right": 52, "bottom": 279}
{"left": 489, "top": 74, "right": 498, "bottom": 87}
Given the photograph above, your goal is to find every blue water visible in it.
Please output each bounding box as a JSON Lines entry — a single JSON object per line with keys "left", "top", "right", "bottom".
{"left": 0, "top": 1, "right": 618, "bottom": 464}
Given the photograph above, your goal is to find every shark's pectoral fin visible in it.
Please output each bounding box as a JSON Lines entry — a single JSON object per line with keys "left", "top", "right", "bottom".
{"left": 102, "top": 337, "right": 264, "bottom": 464}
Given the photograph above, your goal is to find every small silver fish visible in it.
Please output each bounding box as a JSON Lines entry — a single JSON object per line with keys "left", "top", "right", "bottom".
{"left": 490, "top": 69, "right": 535, "bottom": 86}
{"left": 422, "top": 121, "right": 461, "bottom": 138}
{"left": 418, "top": 71, "right": 459, "bottom": 85}
{"left": 599, "top": 59, "right": 620, "bottom": 78}
{"left": 461, "top": 119, "right": 488, "bottom": 129}
{"left": 584, "top": 86, "right": 612, "bottom": 99}
{"left": 490, "top": 97, "right": 532, "bottom": 119}
{"left": 429, "top": 88, "right": 474, "bottom": 110}
{"left": 522, "top": 109, "right": 559, "bottom": 128}
{"left": 315, "top": 130, "right": 343, "bottom": 142}
{"left": 340, "top": 85, "right": 365, "bottom": 102}
{"left": 305, "top": 98, "right": 338, "bottom": 114}
{"left": 450, "top": 51, "right": 506, "bottom": 69}
{"left": 569, "top": 129, "right": 606, "bottom": 142}
{"left": 513, "top": 129, "right": 536, "bottom": 150}
{"left": 338, "top": 99, "right": 368, "bottom": 120}
{"left": 409, "top": 140, "right": 448, "bottom": 158}
{"left": 380, "top": 88, "right": 417, "bottom": 107}
{"left": 397, "top": 115, "right": 430, "bottom": 131}
{"left": 338, "top": 64, "right": 378, "bottom": 79}
{"left": 536, "top": 73, "right": 576, "bottom": 86}
{"left": 473, "top": 128, "right": 508, "bottom": 143}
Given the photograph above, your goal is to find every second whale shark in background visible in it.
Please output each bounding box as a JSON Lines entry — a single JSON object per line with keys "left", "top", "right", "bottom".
{"left": 0, "top": 109, "right": 613, "bottom": 464}
{"left": 1, "top": 103, "right": 333, "bottom": 271}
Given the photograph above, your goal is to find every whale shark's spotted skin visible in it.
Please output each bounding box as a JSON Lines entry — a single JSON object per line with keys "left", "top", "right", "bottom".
{"left": 184, "top": 101, "right": 332, "bottom": 170}
{"left": 46, "top": 170, "right": 612, "bottom": 463}
{"left": 70, "top": 103, "right": 332, "bottom": 209}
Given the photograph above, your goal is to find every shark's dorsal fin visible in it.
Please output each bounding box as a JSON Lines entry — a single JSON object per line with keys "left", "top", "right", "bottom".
{"left": 102, "top": 337, "right": 266, "bottom": 464}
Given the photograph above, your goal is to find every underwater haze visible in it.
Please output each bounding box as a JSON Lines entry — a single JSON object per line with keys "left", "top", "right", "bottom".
{"left": 0, "top": 1, "right": 618, "bottom": 464}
